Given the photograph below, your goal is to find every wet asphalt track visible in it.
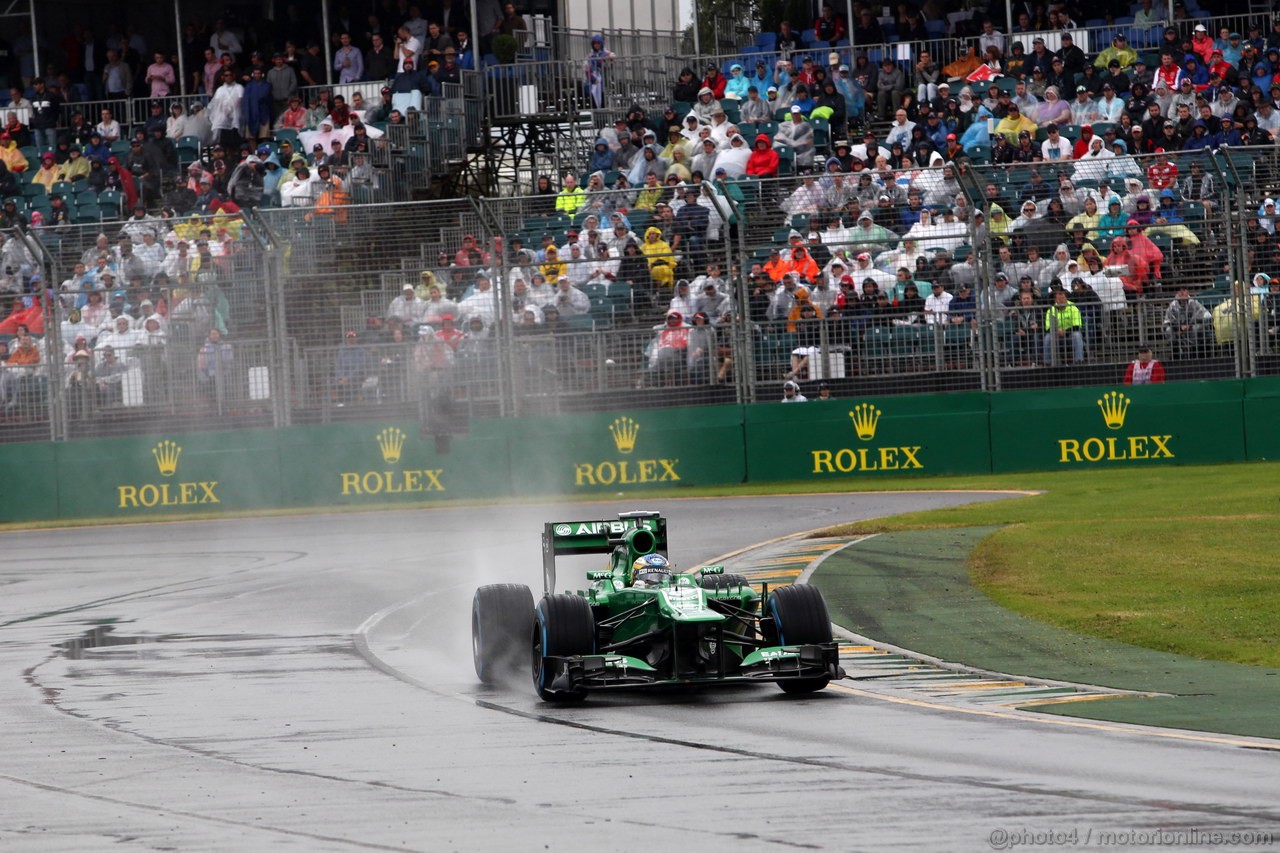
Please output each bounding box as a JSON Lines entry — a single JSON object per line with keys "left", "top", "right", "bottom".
{"left": 3, "top": 494, "right": 1279, "bottom": 852}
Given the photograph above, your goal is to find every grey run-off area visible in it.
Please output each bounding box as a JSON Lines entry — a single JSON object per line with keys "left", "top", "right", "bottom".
{"left": 3, "top": 493, "right": 1279, "bottom": 851}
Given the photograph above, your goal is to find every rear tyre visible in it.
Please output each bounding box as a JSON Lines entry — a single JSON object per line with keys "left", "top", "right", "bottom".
{"left": 472, "top": 584, "right": 534, "bottom": 684}
{"left": 532, "top": 594, "right": 595, "bottom": 702}
{"left": 766, "top": 584, "right": 833, "bottom": 695}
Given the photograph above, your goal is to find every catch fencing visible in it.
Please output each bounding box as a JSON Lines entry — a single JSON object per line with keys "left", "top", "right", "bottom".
{"left": 4, "top": 144, "right": 1280, "bottom": 443}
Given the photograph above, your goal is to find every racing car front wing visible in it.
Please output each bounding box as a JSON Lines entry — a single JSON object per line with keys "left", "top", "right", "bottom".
{"left": 541, "top": 643, "right": 845, "bottom": 693}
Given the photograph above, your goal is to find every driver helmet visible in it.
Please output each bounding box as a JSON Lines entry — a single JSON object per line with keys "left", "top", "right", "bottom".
{"left": 632, "top": 553, "right": 672, "bottom": 586}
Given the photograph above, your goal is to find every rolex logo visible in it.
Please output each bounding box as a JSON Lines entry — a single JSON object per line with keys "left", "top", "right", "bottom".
{"left": 609, "top": 417, "right": 640, "bottom": 454}
{"left": 849, "top": 403, "right": 882, "bottom": 441}
{"left": 152, "top": 440, "right": 181, "bottom": 477}
{"left": 1097, "top": 391, "right": 1131, "bottom": 431}
{"left": 377, "top": 428, "right": 406, "bottom": 464}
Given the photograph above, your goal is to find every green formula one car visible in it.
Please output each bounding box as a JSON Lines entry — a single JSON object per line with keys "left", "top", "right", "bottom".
{"left": 471, "top": 511, "right": 845, "bottom": 701}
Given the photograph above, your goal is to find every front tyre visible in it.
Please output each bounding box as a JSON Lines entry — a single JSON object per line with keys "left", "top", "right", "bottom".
{"left": 766, "top": 584, "right": 834, "bottom": 695}
{"left": 532, "top": 594, "right": 595, "bottom": 702}
{"left": 472, "top": 584, "right": 534, "bottom": 684}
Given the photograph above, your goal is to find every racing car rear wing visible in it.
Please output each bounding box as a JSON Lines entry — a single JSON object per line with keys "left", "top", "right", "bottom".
{"left": 542, "top": 511, "right": 668, "bottom": 593}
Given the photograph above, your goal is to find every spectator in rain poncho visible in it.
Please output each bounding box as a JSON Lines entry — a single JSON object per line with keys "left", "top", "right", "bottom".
{"left": 691, "top": 137, "right": 720, "bottom": 179}
{"left": 960, "top": 105, "right": 994, "bottom": 154}
{"left": 740, "top": 86, "right": 773, "bottom": 122}
{"left": 692, "top": 86, "right": 720, "bottom": 123}
{"left": 1095, "top": 196, "right": 1129, "bottom": 243}
{"left": 665, "top": 148, "right": 692, "bottom": 182}
{"left": 1106, "top": 140, "right": 1143, "bottom": 180}
{"left": 1073, "top": 136, "right": 1114, "bottom": 182}
{"left": 903, "top": 208, "right": 966, "bottom": 255}
{"left": 724, "top": 64, "right": 750, "bottom": 100}
{"left": 1034, "top": 86, "right": 1071, "bottom": 126}
{"left": 583, "top": 35, "right": 614, "bottom": 109}
{"left": 299, "top": 118, "right": 347, "bottom": 155}
{"left": 774, "top": 106, "right": 815, "bottom": 169}
{"left": 714, "top": 133, "right": 750, "bottom": 177}
{"left": 628, "top": 143, "right": 668, "bottom": 186}
{"left": 588, "top": 137, "right": 614, "bottom": 173}
{"left": 679, "top": 112, "right": 704, "bottom": 143}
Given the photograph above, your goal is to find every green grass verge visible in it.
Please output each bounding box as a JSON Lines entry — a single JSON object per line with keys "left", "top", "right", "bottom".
{"left": 819, "top": 461, "right": 1280, "bottom": 669}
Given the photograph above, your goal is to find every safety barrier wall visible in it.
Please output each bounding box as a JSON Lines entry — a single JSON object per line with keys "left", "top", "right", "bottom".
{"left": 744, "top": 392, "right": 992, "bottom": 481}
{"left": 1, "top": 379, "right": 1271, "bottom": 523}
{"left": 988, "top": 381, "right": 1248, "bottom": 472}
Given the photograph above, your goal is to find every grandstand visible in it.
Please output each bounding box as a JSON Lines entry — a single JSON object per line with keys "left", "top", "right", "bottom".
{"left": 3, "top": 5, "right": 1280, "bottom": 443}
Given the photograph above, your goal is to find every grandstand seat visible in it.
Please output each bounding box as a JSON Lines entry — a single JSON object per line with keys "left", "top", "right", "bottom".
{"left": 757, "top": 120, "right": 779, "bottom": 139}
{"left": 74, "top": 189, "right": 98, "bottom": 207}
{"left": 755, "top": 32, "right": 777, "bottom": 51}
{"left": 801, "top": 28, "right": 817, "bottom": 46}
{"left": 670, "top": 101, "right": 692, "bottom": 118}
{"left": 737, "top": 121, "right": 757, "bottom": 140}
{"left": 809, "top": 117, "right": 830, "bottom": 151}
{"left": 722, "top": 101, "right": 741, "bottom": 124}
{"left": 775, "top": 144, "right": 795, "bottom": 175}
{"left": 99, "top": 189, "right": 125, "bottom": 217}
{"left": 109, "top": 140, "right": 131, "bottom": 157}
{"left": 19, "top": 146, "right": 37, "bottom": 165}
{"left": 605, "top": 280, "right": 633, "bottom": 307}
{"left": 273, "top": 129, "right": 299, "bottom": 148}
{"left": 74, "top": 205, "right": 101, "bottom": 223}
{"left": 51, "top": 181, "right": 74, "bottom": 198}
{"left": 22, "top": 182, "right": 45, "bottom": 199}
{"left": 588, "top": 296, "right": 615, "bottom": 326}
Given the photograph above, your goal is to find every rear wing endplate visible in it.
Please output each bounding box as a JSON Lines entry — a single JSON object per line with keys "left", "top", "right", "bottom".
{"left": 542, "top": 511, "right": 667, "bottom": 594}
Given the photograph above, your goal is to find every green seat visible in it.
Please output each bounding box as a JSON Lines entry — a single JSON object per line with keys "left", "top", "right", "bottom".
{"left": 99, "top": 190, "right": 125, "bottom": 217}
{"left": 809, "top": 117, "right": 830, "bottom": 151}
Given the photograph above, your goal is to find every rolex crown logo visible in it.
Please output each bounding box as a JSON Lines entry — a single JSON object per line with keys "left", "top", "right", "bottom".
{"left": 152, "top": 440, "right": 182, "bottom": 477}
{"left": 609, "top": 417, "right": 640, "bottom": 454}
{"left": 848, "top": 403, "right": 882, "bottom": 442}
{"left": 377, "top": 427, "right": 407, "bottom": 464}
{"left": 1097, "top": 391, "right": 1131, "bottom": 431}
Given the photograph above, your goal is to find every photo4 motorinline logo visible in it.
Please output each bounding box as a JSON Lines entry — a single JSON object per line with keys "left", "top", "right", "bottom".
{"left": 988, "top": 826, "right": 1273, "bottom": 849}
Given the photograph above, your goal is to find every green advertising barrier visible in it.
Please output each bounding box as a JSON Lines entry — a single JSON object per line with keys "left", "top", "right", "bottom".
{"left": 0, "top": 441, "right": 59, "bottom": 523}
{"left": 990, "top": 381, "right": 1248, "bottom": 473}
{"left": 1242, "top": 376, "right": 1280, "bottom": 463}
{"left": 743, "top": 392, "right": 992, "bottom": 481}
{"left": 499, "top": 405, "right": 746, "bottom": 494}
{"left": 8, "top": 380, "right": 1280, "bottom": 525}
{"left": 276, "top": 422, "right": 511, "bottom": 505}
{"left": 54, "top": 429, "right": 284, "bottom": 519}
